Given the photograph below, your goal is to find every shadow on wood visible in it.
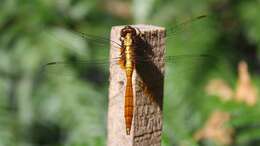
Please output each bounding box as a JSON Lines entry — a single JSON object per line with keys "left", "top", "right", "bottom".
{"left": 134, "top": 34, "right": 164, "bottom": 110}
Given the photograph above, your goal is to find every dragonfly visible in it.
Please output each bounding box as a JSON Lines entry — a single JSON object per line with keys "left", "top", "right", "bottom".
{"left": 42, "top": 15, "right": 214, "bottom": 135}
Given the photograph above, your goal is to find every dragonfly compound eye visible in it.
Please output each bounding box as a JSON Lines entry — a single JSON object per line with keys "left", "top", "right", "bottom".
{"left": 121, "top": 25, "right": 137, "bottom": 37}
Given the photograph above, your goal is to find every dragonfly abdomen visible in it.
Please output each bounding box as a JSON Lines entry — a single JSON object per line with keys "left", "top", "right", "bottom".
{"left": 125, "top": 75, "right": 133, "bottom": 135}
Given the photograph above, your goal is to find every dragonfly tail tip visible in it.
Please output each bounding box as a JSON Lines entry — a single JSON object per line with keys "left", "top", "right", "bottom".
{"left": 126, "top": 128, "right": 130, "bottom": 135}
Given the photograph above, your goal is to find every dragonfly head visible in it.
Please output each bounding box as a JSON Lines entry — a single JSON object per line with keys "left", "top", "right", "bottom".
{"left": 120, "top": 25, "right": 137, "bottom": 38}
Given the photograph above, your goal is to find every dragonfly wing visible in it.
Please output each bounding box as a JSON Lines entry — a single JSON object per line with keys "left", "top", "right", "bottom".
{"left": 166, "top": 14, "right": 207, "bottom": 39}
{"left": 134, "top": 54, "right": 214, "bottom": 68}
{"left": 164, "top": 54, "right": 214, "bottom": 67}
{"left": 134, "top": 54, "right": 217, "bottom": 90}
{"left": 41, "top": 57, "right": 122, "bottom": 86}
{"left": 163, "top": 54, "right": 215, "bottom": 80}
{"left": 46, "top": 28, "right": 122, "bottom": 58}
{"left": 76, "top": 31, "right": 122, "bottom": 49}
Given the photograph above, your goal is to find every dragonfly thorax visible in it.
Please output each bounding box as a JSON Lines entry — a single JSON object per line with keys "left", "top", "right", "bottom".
{"left": 123, "top": 33, "right": 133, "bottom": 46}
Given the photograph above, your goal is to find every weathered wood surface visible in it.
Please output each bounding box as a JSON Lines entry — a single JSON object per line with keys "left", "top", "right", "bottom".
{"left": 107, "top": 24, "right": 165, "bottom": 146}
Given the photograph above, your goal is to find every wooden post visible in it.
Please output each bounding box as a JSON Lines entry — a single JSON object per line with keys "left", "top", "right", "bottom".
{"left": 108, "top": 25, "right": 165, "bottom": 146}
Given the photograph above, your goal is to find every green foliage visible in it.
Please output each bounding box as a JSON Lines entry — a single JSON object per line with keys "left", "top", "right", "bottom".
{"left": 0, "top": 0, "right": 260, "bottom": 146}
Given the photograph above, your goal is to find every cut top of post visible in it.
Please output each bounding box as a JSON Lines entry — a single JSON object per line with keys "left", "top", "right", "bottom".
{"left": 111, "top": 24, "right": 165, "bottom": 35}
{"left": 107, "top": 24, "right": 166, "bottom": 146}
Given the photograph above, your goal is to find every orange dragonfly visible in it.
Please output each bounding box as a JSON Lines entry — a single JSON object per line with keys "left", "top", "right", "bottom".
{"left": 42, "top": 15, "right": 214, "bottom": 135}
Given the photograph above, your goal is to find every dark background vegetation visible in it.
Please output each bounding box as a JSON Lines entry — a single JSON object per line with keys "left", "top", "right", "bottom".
{"left": 0, "top": 0, "right": 259, "bottom": 145}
